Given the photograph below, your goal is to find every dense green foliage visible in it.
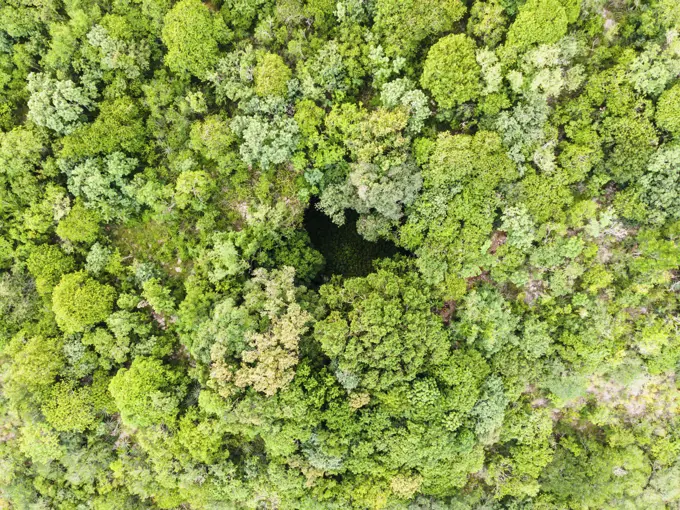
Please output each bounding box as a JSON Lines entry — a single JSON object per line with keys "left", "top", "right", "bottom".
{"left": 1, "top": 0, "right": 680, "bottom": 508}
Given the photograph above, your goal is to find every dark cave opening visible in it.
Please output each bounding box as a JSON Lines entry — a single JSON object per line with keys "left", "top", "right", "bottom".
{"left": 303, "top": 203, "right": 404, "bottom": 280}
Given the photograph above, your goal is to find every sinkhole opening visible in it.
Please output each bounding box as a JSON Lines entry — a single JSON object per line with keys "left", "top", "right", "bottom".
{"left": 303, "top": 202, "right": 404, "bottom": 280}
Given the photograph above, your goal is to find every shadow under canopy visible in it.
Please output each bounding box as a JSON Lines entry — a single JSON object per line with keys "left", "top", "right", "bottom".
{"left": 303, "top": 203, "right": 405, "bottom": 280}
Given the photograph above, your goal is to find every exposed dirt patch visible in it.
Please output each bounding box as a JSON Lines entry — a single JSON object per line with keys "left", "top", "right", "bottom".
{"left": 437, "top": 300, "right": 457, "bottom": 325}
{"left": 488, "top": 230, "right": 507, "bottom": 254}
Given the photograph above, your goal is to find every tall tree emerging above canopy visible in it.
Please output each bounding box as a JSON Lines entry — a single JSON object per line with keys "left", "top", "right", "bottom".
{"left": 374, "top": 0, "right": 466, "bottom": 57}
{"left": 162, "top": 0, "right": 229, "bottom": 78}
{"left": 505, "top": 0, "right": 570, "bottom": 51}
{"left": 315, "top": 259, "right": 450, "bottom": 394}
{"left": 52, "top": 271, "right": 116, "bottom": 334}
{"left": 421, "top": 34, "right": 482, "bottom": 109}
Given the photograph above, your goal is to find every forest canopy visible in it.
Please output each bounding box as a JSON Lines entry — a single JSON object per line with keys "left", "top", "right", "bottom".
{"left": 1, "top": 0, "right": 680, "bottom": 508}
